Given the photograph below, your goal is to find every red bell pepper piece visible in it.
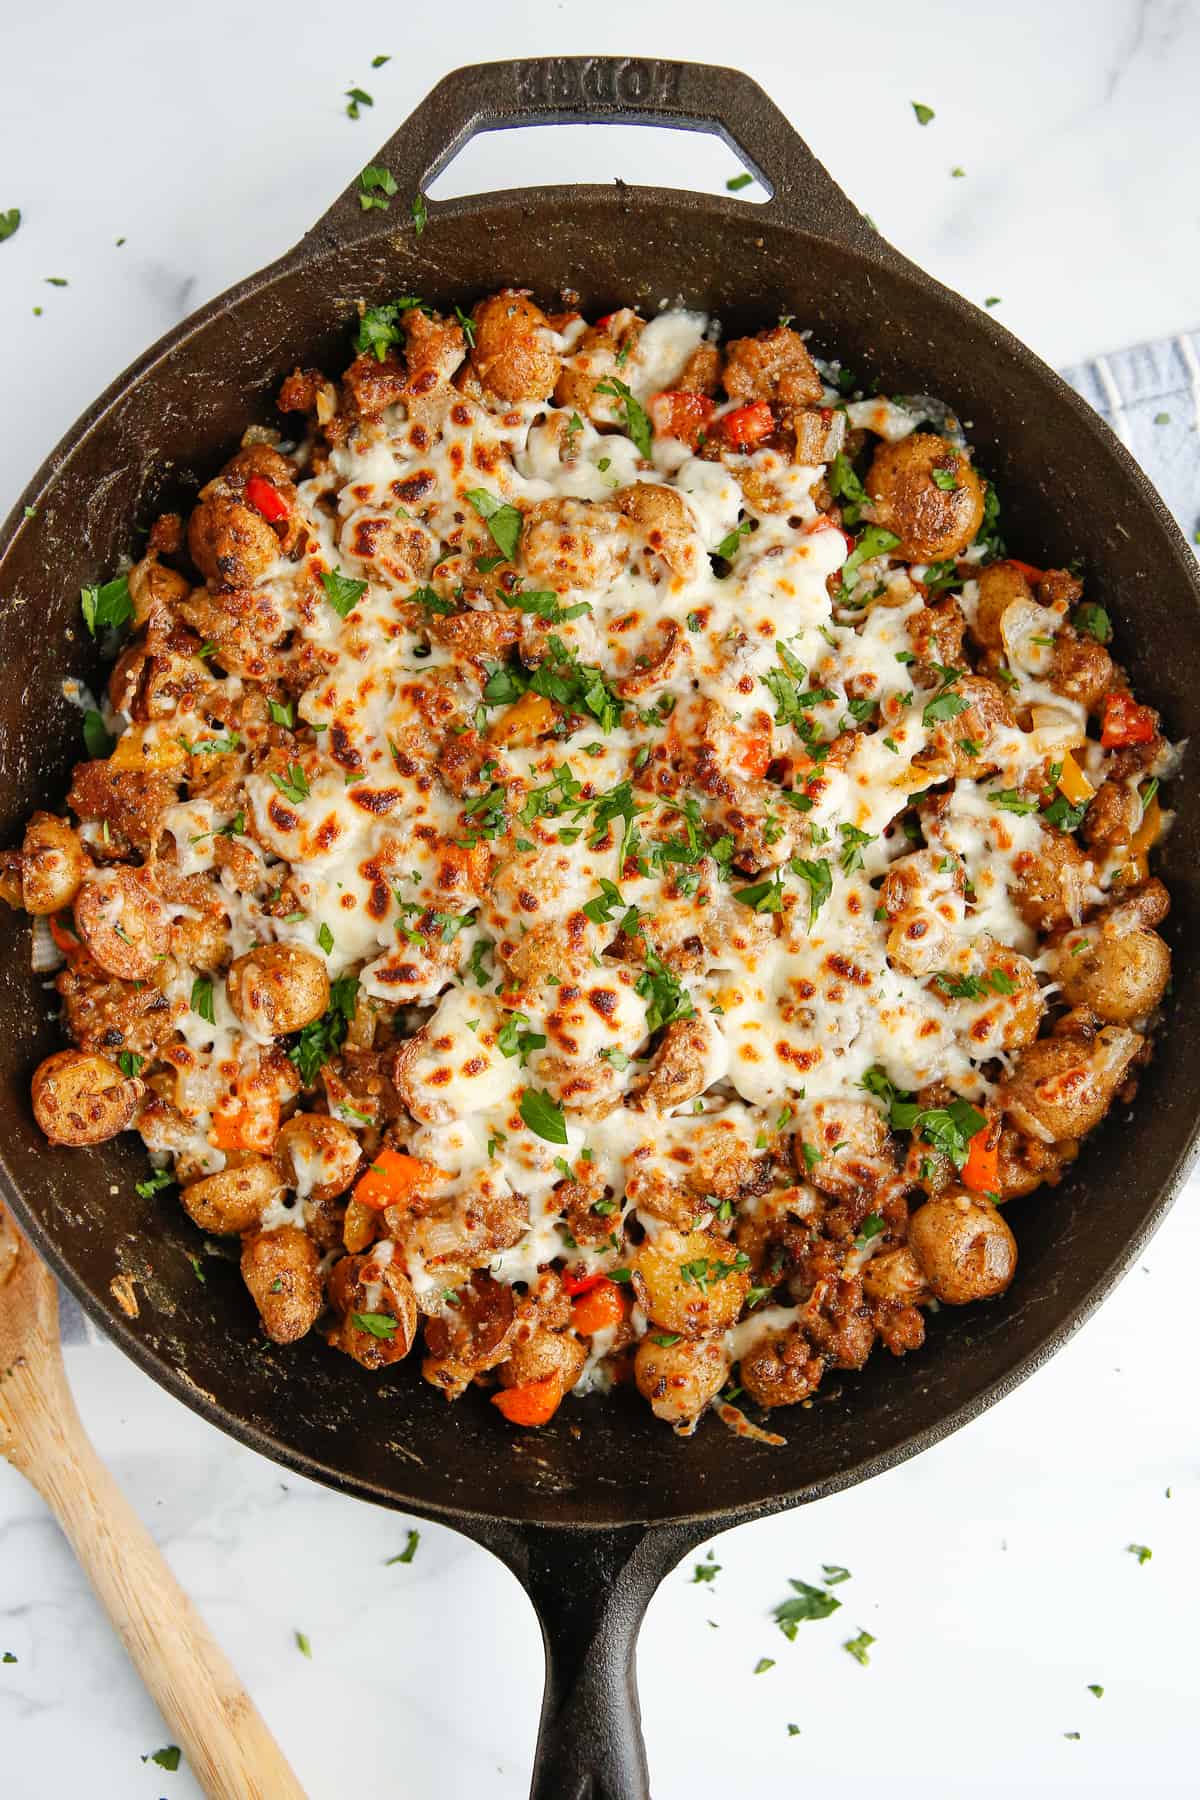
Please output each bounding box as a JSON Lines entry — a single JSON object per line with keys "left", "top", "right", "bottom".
{"left": 244, "top": 474, "right": 290, "bottom": 524}
{"left": 562, "top": 1266, "right": 604, "bottom": 1297}
{"left": 1100, "top": 692, "right": 1156, "bottom": 749}
{"left": 719, "top": 401, "right": 774, "bottom": 450}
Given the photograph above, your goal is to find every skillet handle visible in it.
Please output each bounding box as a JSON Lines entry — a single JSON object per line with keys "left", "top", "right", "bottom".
{"left": 302, "top": 56, "right": 871, "bottom": 251}
{"left": 476, "top": 1519, "right": 706, "bottom": 1800}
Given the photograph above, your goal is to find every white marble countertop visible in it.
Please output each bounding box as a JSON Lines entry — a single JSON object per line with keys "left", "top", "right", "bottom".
{"left": 2, "top": 1, "right": 1199, "bottom": 1795}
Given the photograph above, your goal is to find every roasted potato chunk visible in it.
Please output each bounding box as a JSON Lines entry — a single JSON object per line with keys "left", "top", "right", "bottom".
{"left": 865, "top": 433, "right": 985, "bottom": 561}
{"left": 180, "top": 1156, "right": 281, "bottom": 1234}
{"left": 31, "top": 1050, "right": 142, "bottom": 1145}
{"left": 631, "top": 1229, "right": 750, "bottom": 1339}
{"left": 20, "top": 813, "right": 87, "bottom": 915}
{"left": 227, "top": 945, "right": 330, "bottom": 1037}
{"left": 908, "top": 1192, "right": 1017, "bottom": 1305}
{"left": 634, "top": 1333, "right": 729, "bottom": 1426}
{"left": 240, "top": 1226, "right": 323, "bottom": 1343}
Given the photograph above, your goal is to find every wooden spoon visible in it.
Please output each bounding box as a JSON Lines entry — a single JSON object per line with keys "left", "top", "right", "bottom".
{"left": 0, "top": 1203, "right": 308, "bottom": 1799}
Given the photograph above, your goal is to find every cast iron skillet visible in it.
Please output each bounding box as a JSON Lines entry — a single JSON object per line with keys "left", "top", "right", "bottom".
{"left": 1, "top": 55, "right": 1197, "bottom": 1800}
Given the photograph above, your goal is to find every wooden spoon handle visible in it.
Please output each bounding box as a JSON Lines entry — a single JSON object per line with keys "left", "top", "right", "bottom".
{"left": 6, "top": 1346, "right": 307, "bottom": 1800}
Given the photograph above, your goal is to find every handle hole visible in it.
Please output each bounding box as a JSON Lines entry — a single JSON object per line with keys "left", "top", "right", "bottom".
{"left": 425, "top": 122, "right": 771, "bottom": 204}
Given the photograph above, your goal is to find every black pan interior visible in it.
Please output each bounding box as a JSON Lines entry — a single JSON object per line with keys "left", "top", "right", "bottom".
{"left": 1, "top": 191, "right": 1196, "bottom": 1528}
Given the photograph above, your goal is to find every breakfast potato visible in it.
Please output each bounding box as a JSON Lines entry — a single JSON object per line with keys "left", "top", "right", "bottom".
{"left": 274, "top": 1114, "right": 362, "bottom": 1202}
{"left": 635, "top": 1334, "right": 730, "bottom": 1426}
{"left": 31, "top": 1050, "right": 142, "bottom": 1145}
{"left": 908, "top": 1193, "right": 1017, "bottom": 1304}
{"left": 227, "top": 945, "right": 329, "bottom": 1037}
{"left": 20, "top": 813, "right": 87, "bottom": 915}
{"left": 631, "top": 1229, "right": 751, "bottom": 1339}
{"left": 240, "top": 1225, "right": 323, "bottom": 1343}
{"left": 1000, "top": 1025, "right": 1142, "bottom": 1143}
{"left": 73, "top": 870, "right": 168, "bottom": 981}
{"left": 865, "top": 432, "right": 985, "bottom": 561}
{"left": 180, "top": 1156, "right": 281, "bottom": 1234}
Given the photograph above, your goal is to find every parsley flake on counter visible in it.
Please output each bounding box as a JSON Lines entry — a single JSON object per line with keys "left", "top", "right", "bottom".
{"left": 754, "top": 1657, "right": 775, "bottom": 1674}
{"left": 951, "top": 166, "right": 965, "bottom": 178}
{"left": 386, "top": 1529, "right": 421, "bottom": 1565}
{"left": 692, "top": 1557, "right": 721, "bottom": 1584}
{"left": 821, "top": 1563, "right": 852, "bottom": 1585}
{"left": 726, "top": 171, "right": 753, "bottom": 191}
{"left": 0, "top": 209, "right": 20, "bottom": 242}
{"left": 1088, "top": 1684, "right": 1104, "bottom": 1698}
{"left": 843, "top": 1629, "right": 875, "bottom": 1665}
{"left": 371, "top": 52, "right": 391, "bottom": 67}
{"left": 45, "top": 276, "right": 68, "bottom": 286}
{"left": 773, "top": 1578, "right": 841, "bottom": 1638}
{"left": 2, "top": 1651, "right": 17, "bottom": 1663}
{"left": 1064, "top": 1731, "right": 1080, "bottom": 1741}
{"left": 985, "top": 296, "right": 1002, "bottom": 308}
{"left": 787, "top": 1723, "right": 801, "bottom": 1737}
{"left": 345, "top": 86, "right": 373, "bottom": 119}
{"left": 143, "top": 1745, "right": 182, "bottom": 1771}
{"left": 1127, "top": 1543, "right": 1152, "bottom": 1564}
{"left": 912, "top": 102, "right": 935, "bottom": 125}
{"left": 295, "top": 1630, "right": 313, "bottom": 1658}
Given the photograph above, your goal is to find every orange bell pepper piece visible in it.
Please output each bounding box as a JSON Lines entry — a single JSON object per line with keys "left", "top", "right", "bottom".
{"left": 353, "top": 1147, "right": 447, "bottom": 1212}
{"left": 962, "top": 1127, "right": 1000, "bottom": 1195}
{"left": 571, "top": 1279, "right": 626, "bottom": 1336}
{"left": 719, "top": 401, "right": 774, "bottom": 450}
{"left": 1100, "top": 693, "right": 1157, "bottom": 749}
{"left": 491, "top": 1371, "right": 564, "bottom": 1427}
{"left": 211, "top": 1095, "right": 279, "bottom": 1155}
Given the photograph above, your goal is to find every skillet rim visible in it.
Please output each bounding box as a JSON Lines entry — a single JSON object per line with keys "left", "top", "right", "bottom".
{"left": 2, "top": 168, "right": 1199, "bottom": 1531}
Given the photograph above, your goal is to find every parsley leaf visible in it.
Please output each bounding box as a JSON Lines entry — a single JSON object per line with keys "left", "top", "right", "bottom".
{"left": 352, "top": 1311, "right": 399, "bottom": 1339}
{"left": 145, "top": 1746, "right": 182, "bottom": 1772}
{"left": 354, "top": 296, "right": 425, "bottom": 360}
{"left": 465, "top": 488, "right": 523, "bottom": 560}
{"left": 270, "top": 763, "right": 311, "bottom": 804}
{"left": 636, "top": 946, "right": 694, "bottom": 1034}
{"left": 593, "top": 377, "right": 653, "bottom": 458}
{"left": 838, "top": 525, "right": 901, "bottom": 596}
{"left": 288, "top": 976, "right": 359, "bottom": 1086}
{"left": 520, "top": 1087, "right": 568, "bottom": 1144}
{"left": 320, "top": 568, "right": 367, "bottom": 618}
{"left": 385, "top": 1529, "right": 421, "bottom": 1565}
{"left": 791, "top": 857, "right": 833, "bottom": 927}
{"left": 912, "top": 102, "right": 935, "bottom": 125}
{"left": 774, "top": 1579, "right": 842, "bottom": 1639}
{"left": 0, "top": 209, "right": 20, "bottom": 243}
{"left": 358, "top": 165, "right": 398, "bottom": 212}
{"left": 1074, "top": 603, "right": 1111, "bottom": 645}
{"left": 80, "top": 574, "right": 133, "bottom": 637}
{"left": 83, "top": 710, "right": 114, "bottom": 759}
{"left": 190, "top": 977, "right": 215, "bottom": 1025}
{"left": 497, "top": 1010, "right": 547, "bottom": 1066}
{"left": 844, "top": 1629, "right": 875, "bottom": 1665}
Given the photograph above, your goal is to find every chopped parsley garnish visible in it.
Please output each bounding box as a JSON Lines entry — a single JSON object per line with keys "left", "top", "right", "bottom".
{"left": 270, "top": 763, "right": 311, "bottom": 804}
{"left": 792, "top": 857, "right": 833, "bottom": 927}
{"left": 854, "top": 1215, "right": 885, "bottom": 1249}
{"left": 1074, "top": 603, "right": 1111, "bottom": 645}
{"left": 190, "top": 977, "right": 215, "bottom": 1025}
{"left": 385, "top": 1529, "right": 421, "bottom": 1565}
{"left": 714, "top": 519, "right": 753, "bottom": 560}
{"left": 912, "top": 102, "right": 935, "bottom": 125}
{"left": 0, "top": 209, "right": 20, "bottom": 242}
{"left": 117, "top": 1052, "right": 144, "bottom": 1078}
{"left": 317, "top": 922, "right": 335, "bottom": 954}
{"left": 83, "top": 710, "right": 114, "bottom": 759}
{"left": 508, "top": 588, "right": 591, "bottom": 623}
{"left": 988, "top": 787, "right": 1037, "bottom": 815}
{"left": 838, "top": 524, "right": 901, "bottom": 597}
{"left": 411, "top": 192, "right": 428, "bottom": 234}
{"left": 354, "top": 295, "right": 426, "bottom": 360}
{"left": 1127, "top": 1543, "right": 1152, "bottom": 1565}
{"left": 345, "top": 86, "right": 373, "bottom": 118}
{"left": 295, "top": 1630, "right": 313, "bottom": 1658}
{"left": 692, "top": 1557, "right": 721, "bottom": 1583}
{"left": 320, "top": 567, "right": 367, "bottom": 618}
{"left": 1088, "top": 1684, "right": 1104, "bottom": 1699}
{"left": 80, "top": 574, "right": 133, "bottom": 637}
{"left": 135, "top": 1168, "right": 174, "bottom": 1200}
{"left": 497, "top": 1010, "right": 547, "bottom": 1066}
{"left": 726, "top": 172, "right": 753, "bottom": 191}
{"left": 636, "top": 946, "right": 694, "bottom": 1034}
{"left": 754, "top": 1657, "right": 775, "bottom": 1674}
{"left": 352, "top": 1311, "right": 399, "bottom": 1339}
{"left": 269, "top": 698, "right": 296, "bottom": 728}
{"left": 593, "top": 376, "right": 653, "bottom": 458}
{"left": 288, "top": 976, "right": 358, "bottom": 1086}
{"left": 931, "top": 465, "right": 959, "bottom": 491}
{"left": 838, "top": 823, "right": 875, "bottom": 873}
{"left": 828, "top": 452, "right": 866, "bottom": 524}
{"left": 520, "top": 1086, "right": 568, "bottom": 1144}
{"left": 466, "top": 487, "right": 523, "bottom": 561}
{"left": 890, "top": 1094, "right": 986, "bottom": 1168}
{"left": 1043, "top": 794, "right": 1087, "bottom": 832}
{"left": 822, "top": 1564, "right": 852, "bottom": 1585}
{"left": 843, "top": 1629, "right": 875, "bottom": 1665}
{"left": 653, "top": 1332, "right": 682, "bottom": 1347}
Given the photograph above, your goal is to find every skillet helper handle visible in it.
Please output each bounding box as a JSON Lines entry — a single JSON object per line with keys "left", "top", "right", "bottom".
{"left": 305, "top": 55, "right": 871, "bottom": 249}
{"left": 5, "top": 1338, "right": 307, "bottom": 1800}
